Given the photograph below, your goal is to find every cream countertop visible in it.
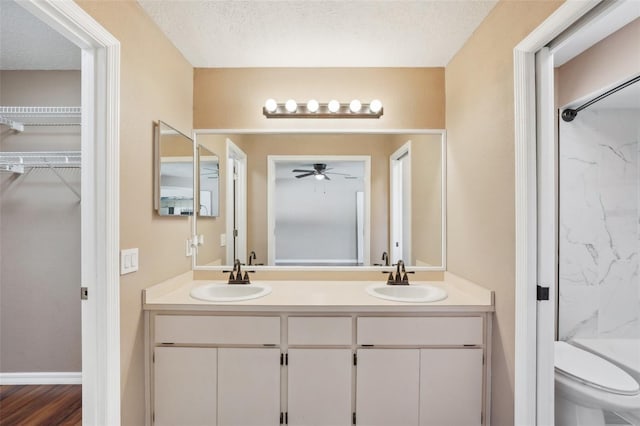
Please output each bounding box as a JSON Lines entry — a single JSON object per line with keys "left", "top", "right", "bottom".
{"left": 143, "top": 271, "right": 494, "bottom": 313}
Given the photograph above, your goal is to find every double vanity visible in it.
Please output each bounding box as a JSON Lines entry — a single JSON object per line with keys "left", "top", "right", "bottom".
{"left": 143, "top": 273, "right": 494, "bottom": 426}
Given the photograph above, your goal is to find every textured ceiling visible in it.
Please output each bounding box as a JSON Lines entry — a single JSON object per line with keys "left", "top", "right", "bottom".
{"left": 137, "top": 0, "right": 498, "bottom": 68}
{"left": 0, "top": 0, "right": 80, "bottom": 70}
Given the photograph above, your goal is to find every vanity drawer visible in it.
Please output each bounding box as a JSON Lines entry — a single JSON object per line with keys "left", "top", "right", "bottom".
{"left": 288, "top": 317, "right": 352, "bottom": 345}
{"left": 155, "top": 315, "right": 280, "bottom": 345}
{"left": 357, "top": 317, "right": 482, "bottom": 346}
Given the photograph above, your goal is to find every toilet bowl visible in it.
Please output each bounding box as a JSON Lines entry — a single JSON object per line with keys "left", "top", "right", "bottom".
{"left": 554, "top": 341, "right": 640, "bottom": 426}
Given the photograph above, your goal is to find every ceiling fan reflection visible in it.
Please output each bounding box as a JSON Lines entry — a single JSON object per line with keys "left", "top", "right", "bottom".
{"left": 292, "top": 163, "right": 351, "bottom": 181}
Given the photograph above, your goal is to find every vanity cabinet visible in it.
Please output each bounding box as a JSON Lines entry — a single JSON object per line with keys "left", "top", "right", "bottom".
{"left": 153, "top": 346, "right": 280, "bottom": 426}
{"left": 287, "top": 349, "right": 352, "bottom": 425}
{"left": 356, "top": 317, "right": 484, "bottom": 426}
{"left": 217, "top": 348, "right": 280, "bottom": 425}
{"left": 146, "top": 312, "right": 490, "bottom": 426}
{"left": 356, "top": 349, "right": 420, "bottom": 426}
{"left": 153, "top": 347, "right": 217, "bottom": 426}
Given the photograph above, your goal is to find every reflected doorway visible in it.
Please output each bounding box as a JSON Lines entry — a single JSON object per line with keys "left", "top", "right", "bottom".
{"left": 226, "top": 139, "right": 247, "bottom": 264}
{"left": 390, "top": 141, "right": 412, "bottom": 264}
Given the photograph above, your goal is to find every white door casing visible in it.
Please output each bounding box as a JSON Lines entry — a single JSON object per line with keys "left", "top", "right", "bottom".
{"left": 15, "top": 1, "right": 121, "bottom": 424}
{"left": 226, "top": 138, "right": 247, "bottom": 264}
{"left": 389, "top": 142, "right": 412, "bottom": 264}
{"left": 513, "top": 1, "right": 606, "bottom": 424}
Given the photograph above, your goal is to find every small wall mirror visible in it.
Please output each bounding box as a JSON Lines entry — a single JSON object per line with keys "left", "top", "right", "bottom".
{"left": 197, "top": 144, "right": 220, "bottom": 217}
{"left": 193, "top": 131, "right": 445, "bottom": 270}
{"left": 154, "top": 121, "right": 194, "bottom": 216}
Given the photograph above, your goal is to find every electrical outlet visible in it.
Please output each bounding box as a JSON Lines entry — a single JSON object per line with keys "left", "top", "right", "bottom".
{"left": 120, "top": 248, "right": 139, "bottom": 275}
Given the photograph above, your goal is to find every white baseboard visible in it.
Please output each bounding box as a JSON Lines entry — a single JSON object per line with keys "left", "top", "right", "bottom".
{"left": 0, "top": 372, "right": 82, "bottom": 385}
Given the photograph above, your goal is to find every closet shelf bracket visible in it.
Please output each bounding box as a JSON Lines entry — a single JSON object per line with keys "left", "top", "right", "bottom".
{"left": 0, "top": 116, "right": 24, "bottom": 132}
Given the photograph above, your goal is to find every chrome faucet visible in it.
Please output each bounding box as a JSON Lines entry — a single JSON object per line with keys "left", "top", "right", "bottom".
{"left": 225, "top": 259, "right": 251, "bottom": 284}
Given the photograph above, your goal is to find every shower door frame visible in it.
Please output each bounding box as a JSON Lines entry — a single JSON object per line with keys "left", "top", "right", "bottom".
{"left": 514, "top": 1, "right": 639, "bottom": 424}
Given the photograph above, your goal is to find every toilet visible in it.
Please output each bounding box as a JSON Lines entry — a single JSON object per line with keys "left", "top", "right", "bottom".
{"left": 555, "top": 341, "right": 640, "bottom": 426}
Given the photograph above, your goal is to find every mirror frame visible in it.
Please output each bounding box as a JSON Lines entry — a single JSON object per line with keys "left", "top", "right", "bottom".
{"left": 191, "top": 128, "right": 447, "bottom": 272}
{"left": 154, "top": 120, "right": 195, "bottom": 217}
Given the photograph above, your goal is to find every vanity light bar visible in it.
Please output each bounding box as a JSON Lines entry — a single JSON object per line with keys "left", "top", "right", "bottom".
{"left": 263, "top": 99, "right": 383, "bottom": 119}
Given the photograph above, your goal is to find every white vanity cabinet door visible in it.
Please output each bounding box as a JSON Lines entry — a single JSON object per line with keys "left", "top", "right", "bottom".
{"left": 287, "top": 349, "right": 352, "bottom": 426}
{"left": 217, "top": 348, "right": 280, "bottom": 426}
{"left": 153, "top": 347, "right": 217, "bottom": 426}
{"left": 419, "top": 348, "right": 483, "bottom": 426}
{"left": 356, "top": 349, "right": 420, "bottom": 426}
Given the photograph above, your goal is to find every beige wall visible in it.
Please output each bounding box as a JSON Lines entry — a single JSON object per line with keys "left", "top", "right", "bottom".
{"left": 76, "top": 1, "right": 193, "bottom": 425}
{"left": 0, "top": 70, "right": 81, "bottom": 373}
{"left": 194, "top": 68, "right": 445, "bottom": 130}
{"left": 557, "top": 17, "right": 640, "bottom": 107}
{"left": 410, "top": 134, "right": 442, "bottom": 267}
{"left": 445, "top": 1, "right": 562, "bottom": 425}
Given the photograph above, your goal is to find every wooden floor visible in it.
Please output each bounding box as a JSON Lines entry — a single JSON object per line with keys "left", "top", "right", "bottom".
{"left": 0, "top": 385, "right": 81, "bottom": 426}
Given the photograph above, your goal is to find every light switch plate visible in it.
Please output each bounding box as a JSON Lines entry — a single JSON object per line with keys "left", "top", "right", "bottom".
{"left": 220, "top": 233, "right": 226, "bottom": 247}
{"left": 120, "top": 248, "right": 139, "bottom": 275}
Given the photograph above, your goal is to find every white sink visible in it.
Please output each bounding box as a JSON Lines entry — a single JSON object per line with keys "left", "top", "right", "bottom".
{"left": 366, "top": 283, "right": 447, "bottom": 303}
{"left": 190, "top": 283, "right": 271, "bottom": 302}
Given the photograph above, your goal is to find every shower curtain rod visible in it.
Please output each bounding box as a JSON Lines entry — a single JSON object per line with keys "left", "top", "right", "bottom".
{"left": 561, "top": 75, "right": 640, "bottom": 122}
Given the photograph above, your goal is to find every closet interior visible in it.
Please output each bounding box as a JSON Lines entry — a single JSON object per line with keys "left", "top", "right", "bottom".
{"left": 0, "top": 71, "right": 82, "bottom": 383}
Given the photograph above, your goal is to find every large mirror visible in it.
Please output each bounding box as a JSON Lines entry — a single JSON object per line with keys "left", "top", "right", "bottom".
{"left": 197, "top": 144, "right": 220, "bottom": 217}
{"left": 192, "top": 131, "right": 445, "bottom": 270}
{"left": 154, "top": 121, "right": 194, "bottom": 216}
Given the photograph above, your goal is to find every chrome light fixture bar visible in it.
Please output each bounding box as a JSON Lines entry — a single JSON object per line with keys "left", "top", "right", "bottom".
{"left": 263, "top": 99, "right": 383, "bottom": 119}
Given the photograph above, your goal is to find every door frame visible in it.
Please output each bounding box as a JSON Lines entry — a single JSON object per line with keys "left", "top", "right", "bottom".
{"left": 226, "top": 138, "right": 247, "bottom": 264}
{"left": 17, "top": 1, "right": 121, "bottom": 424}
{"left": 389, "top": 141, "right": 412, "bottom": 264}
{"left": 512, "top": 0, "right": 640, "bottom": 424}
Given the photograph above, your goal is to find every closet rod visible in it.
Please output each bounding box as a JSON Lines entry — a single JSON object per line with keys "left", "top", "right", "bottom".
{"left": 561, "top": 75, "right": 640, "bottom": 122}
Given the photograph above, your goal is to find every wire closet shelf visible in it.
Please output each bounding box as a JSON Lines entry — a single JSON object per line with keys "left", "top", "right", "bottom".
{"left": 0, "top": 151, "right": 81, "bottom": 173}
{"left": 0, "top": 106, "right": 81, "bottom": 131}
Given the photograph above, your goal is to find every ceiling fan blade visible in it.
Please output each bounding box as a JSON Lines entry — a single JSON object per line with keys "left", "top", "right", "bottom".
{"left": 325, "top": 171, "right": 350, "bottom": 176}
{"left": 295, "top": 172, "right": 315, "bottom": 178}
{"left": 292, "top": 169, "right": 314, "bottom": 173}
{"left": 323, "top": 174, "right": 331, "bottom": 180}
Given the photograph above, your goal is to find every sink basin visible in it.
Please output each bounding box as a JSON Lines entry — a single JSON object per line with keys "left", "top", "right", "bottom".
{"left": 366, "top": 283, "right": 447, "bottom": 303}
{"left": 190, "top": 283, "right": 271, "bottom": 302}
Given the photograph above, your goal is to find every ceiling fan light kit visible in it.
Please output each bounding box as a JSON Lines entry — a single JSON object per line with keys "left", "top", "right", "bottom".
{"left": 263, "top": 99, "right": 383, "bottom": 118}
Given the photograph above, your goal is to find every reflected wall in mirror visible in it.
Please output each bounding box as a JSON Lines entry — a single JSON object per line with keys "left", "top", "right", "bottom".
{"left": 269, "top": 155, "right": 371, "bottom": 266}
{"left": 193, "top": 131, "right": 445, "bottom": 270}
{"left": 154, "top": 121, "right": 194, "bottom": 216}
{"left": 197, "top": 145, "right": 220, "bottom": 217}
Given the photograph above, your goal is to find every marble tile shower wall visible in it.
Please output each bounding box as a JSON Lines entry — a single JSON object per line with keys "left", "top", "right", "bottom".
{"left": 559, "top": 108, "right": 639, "bottom": 340}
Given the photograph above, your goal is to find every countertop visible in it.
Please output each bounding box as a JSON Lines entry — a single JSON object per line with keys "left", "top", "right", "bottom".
{"left": 143, "top": 272, "right": 494, "bottom": 313}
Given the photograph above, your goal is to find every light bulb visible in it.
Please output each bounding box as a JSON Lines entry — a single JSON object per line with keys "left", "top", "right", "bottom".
{"left": 328, "top": 100, "right": 340, "bottom": 113}
{"left": 314, "top": 174, "right": 325, "bottom": 180}
{"left": 349, "top": 99, "right": 362, "bottom": 113}
{"left": 369, "top": 99, "right": 382, "bottom": 113}
{"left": 264, "top": 98, "right": 278, "bottom": 113}
{"left": 307, "top": 99, "right": 319, "bottom": 113}
{"left": 285, "top": 99, "right": 297, "bottom": 113}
